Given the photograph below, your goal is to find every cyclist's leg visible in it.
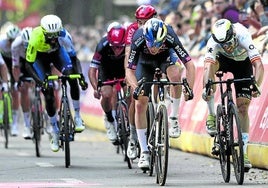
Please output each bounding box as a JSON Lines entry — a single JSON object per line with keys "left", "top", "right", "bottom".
{"left": 33, "top": 55, "right": 59, "bottom": 152}
{"left": 55, "top": 47, "right": 85, "bottom": 132}
{"left": 233, "top": 58, "right": 253, "bottom": 170}
{"left": 19, "top": 60, "right": 33, "bottom": 139}
{"left": 5, "top": 57, "right": 19, "bottom": 136}
{"left": 204, "top": 57, "right": 221, "bottom": 136}
{"left": 166, "top": 62, "right": 183, "bottom": 138}
{"left": 134, "top": 63, "right": 152, "bottom": 169}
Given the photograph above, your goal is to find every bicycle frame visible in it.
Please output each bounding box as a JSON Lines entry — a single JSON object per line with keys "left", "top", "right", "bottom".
{"left": 206, "top": 71, "right": 259, "bottom": 185}
{"left": 47, "top": 74, "right": 81, "bottom": 168}
{"left": 139, "top": 68, "right": 193, "bottom": 186}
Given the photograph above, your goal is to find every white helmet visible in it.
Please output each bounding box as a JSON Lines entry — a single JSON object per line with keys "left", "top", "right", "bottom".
{"left": 211, "top": 19, "right": 233, "bottom": 43}
{"left": 6, "top": 24, "right": 20, "bottom": 40}
{"left": 21, "top": 27, "right": 32, "bottom": 43}
{"left": 40, "top": 14, "right": 62, "bottom": 33}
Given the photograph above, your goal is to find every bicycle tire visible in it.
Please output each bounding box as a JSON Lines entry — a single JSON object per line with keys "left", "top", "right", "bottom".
{"left": 62, "top": 99, "right": 71, "bottom": 168}
{"left": 117, "top": 102, "right": 132, "bottom": 169}
{"left": 31, "top": 97, "right": 43, "bottom": 157}
{"left": 147, "top": 101, "right": 155, "bottom": 176}
{"left": 228, "top": 103, "right": 244, "bottom": 185}
{"left": 148, "top": 122, "right": 155, "bottom": 177}
{"left": 216, "top": 104, "right": 230, "bottom": 183}
{"left": 155, "top": 104, "right": 169, "bottom": 186}
{"left": 3, "top": 94, "right": 10, "bottom": 149}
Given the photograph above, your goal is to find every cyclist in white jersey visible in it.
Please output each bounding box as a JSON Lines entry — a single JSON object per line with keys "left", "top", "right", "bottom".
{"left": 11, "top": 27, "right": 34, "bottom": 139}
{"left": 202, "top": 19, "right": 264, "bottom": 170}
{"left": 0, "top": 24, "right": 21, "bottom": 136}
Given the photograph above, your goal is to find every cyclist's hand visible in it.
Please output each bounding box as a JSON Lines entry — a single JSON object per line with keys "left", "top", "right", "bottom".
{"left": 2, "top": 82, "right": 8, "bottom": 92}
{"left": 14, "top": 82, "right": 19, "bottom": 91}
{"left": 93, "top": 89, "right": 101, "bottom": 99}
{"left": 251, "top": 83, "right": 261, "bottom": 98}
{"left": 183, "top": 88, "right": 194, "bottom": 101}
{"left": 202, "top": 88, "right": 213, "bottom": 101}
{"left": 79, "top": 74, "right": 88, "bottom": 90}
{"left": 133, "top": 87, "right": 143, "bottom": 100}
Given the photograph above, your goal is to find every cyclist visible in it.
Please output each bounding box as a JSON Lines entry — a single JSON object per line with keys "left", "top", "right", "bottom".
{"left": 202, "top": 18, "right": 264, "bottom": 170}
{"left": 11, "top": 27, "right": 33, "bottom": 139}
{"left": 0, "top": 23, "right": 21, "bottom": 136}
{"left": 25, "top": 14, "right": 88, "bottom": 152}
{"left": 125, "top": 4, "right": 157, "bottom": 160}
{"left": 88, "top": 23, "right": 126, "bottom": 143}
{"left": 126, "top": 18, "right": 195, "bottom": 169}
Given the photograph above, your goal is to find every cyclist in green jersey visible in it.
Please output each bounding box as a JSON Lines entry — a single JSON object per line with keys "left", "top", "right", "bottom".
{"left": 25, "top": 14, "right": 88, "bottom": 152}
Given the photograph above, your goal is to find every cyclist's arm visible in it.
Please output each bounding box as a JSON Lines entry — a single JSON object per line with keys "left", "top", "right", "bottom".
{"left": 184, "top": 60, "right": 195, "bottom": 89}
{"left": 0, "top": 63, "right": 8, "bottom": 83}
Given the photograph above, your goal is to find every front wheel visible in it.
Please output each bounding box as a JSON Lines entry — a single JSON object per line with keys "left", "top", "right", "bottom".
{"left": 155, "top": 105, "right": 168, "bottom": 186}
{"left": 216, "top": 104, "right": 230, "bottom": 183}
{"left": 228, "top": 103, "right": 244, "bottom": 185}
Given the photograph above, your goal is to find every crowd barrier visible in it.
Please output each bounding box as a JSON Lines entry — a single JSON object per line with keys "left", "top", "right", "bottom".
{"left": 80, "top": 56, "right": 268, "bottom": 170}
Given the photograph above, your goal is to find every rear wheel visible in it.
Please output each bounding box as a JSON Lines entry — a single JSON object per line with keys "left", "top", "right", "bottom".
{"left": 155, "top": 105, "right": 168, "bottom": 186}
{"left": 216, "top": 104, "right": 230, "bottom": 183}
{"left": 229, "top": 103, "right": 244, "bottom": 185}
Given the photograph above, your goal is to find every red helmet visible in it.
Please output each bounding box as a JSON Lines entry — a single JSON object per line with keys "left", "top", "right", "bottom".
{"left": 135, "top": 5, "right": 157, "bottom": 19}
{"left": 107, "top": 25, "right": 126, "bottom": 46}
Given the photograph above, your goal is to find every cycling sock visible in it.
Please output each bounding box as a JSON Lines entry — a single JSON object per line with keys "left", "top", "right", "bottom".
{"left": 72, "top": 100, "right": 80, "bottom": 117}
{"left": 112, "top": 110, "right": 117, "bottom": 129}
{"left": 170, "top": 97, "right": 180, "bottom": 118}
{"left": 242, "top": 133, "right": 249, "bottom": 154}
{"left": 12, "top": 110, "right": 19, "bottom": 126}
{"left": 23, "top": 112, "right": 31, "bottom": 128}
{"left": 130, "top": 124, "right": 137, "bottom": 141}
{"left": 207, "top": 96, "right": 215, "bottom": 115}
{"left": 105, "top": 111, "right": 114, "bottom": 122}
{"left": 136, "top": 128, "right": 148, "bottom": 153}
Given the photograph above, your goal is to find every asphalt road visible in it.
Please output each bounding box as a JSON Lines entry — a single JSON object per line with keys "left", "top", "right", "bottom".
{"left": 0, "top": 127, "right": 267, "bottom": 188}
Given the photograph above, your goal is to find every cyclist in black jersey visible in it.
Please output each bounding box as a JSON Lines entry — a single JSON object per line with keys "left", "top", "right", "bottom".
{"left": 126, "top": 18, "right": 195, "bottom": 170}
{"left": 88, "top": 23, "right": 126, "bottom": 143}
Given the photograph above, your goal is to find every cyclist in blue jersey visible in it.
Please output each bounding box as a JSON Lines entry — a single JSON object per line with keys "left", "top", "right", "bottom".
{"left": 126, "top": 18, "right": 195, "bottom": 169}
{"left": 25, "top": 14, "right": 88, "bottom": 152}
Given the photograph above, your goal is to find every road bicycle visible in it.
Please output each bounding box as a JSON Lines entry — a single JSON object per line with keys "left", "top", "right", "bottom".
{"left": 27, "top": 78, "right": 46, "bottom": 157}
{"left": 98, "top": 78, "right": 132, "bottom": 169}
{"left": 205, "top": 71, "right": 260, "bottom": 185}
{"left": 0, "top": 84, "right": 12, "bottom": 149}
{"left": 45, "top": 73, "right": 86, "bottom": 168}
{"left": 136, "top": 68, "right": 193, "bottom": 186}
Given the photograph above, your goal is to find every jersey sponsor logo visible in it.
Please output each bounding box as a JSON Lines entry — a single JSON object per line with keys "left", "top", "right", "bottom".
{"left": 134, "top": 36, "right": 144, "bottom": 46}
{"left": 165, "top": 34, "right": 174, "bottom": 43}
{"left": 208, "top": 47, "right": 213, "bottom": 53}
{"left": 249, "top": 44, "right": 255, "bottom": 50}
{"left": 174, "top": 45, "right": 187, "bottom": 57}
{"left": 128, "top": 50, "right": 136, "bottom": 63}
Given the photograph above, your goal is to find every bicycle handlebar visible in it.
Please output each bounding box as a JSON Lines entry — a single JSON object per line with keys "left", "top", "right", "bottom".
{"left": 205, "top": 75, "right": 261, "bottom": 96}
{"left": 135, "top": 77, "right": 194, "bottom": 100}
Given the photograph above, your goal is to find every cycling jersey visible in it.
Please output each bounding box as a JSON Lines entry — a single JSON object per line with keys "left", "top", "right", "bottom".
{"left": 204, "top": 22, "right": 261, "bottom": 63}
{"left": 127, "top": 24, "right": 191, "bottom": 70}
{"left": 26, "top": 26, "right": 76, "bottom": 63}
{"left": 90, "top": 36, "right": 125, "bottom": 81}
{"left": 0, "top": 38, "right": 12, "bottom": 65}
{"left": 11, "top": 36, "right": 26, "bottom": 66}
{"left": 125, "top": 22, "right": 138, "bottom": 46}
